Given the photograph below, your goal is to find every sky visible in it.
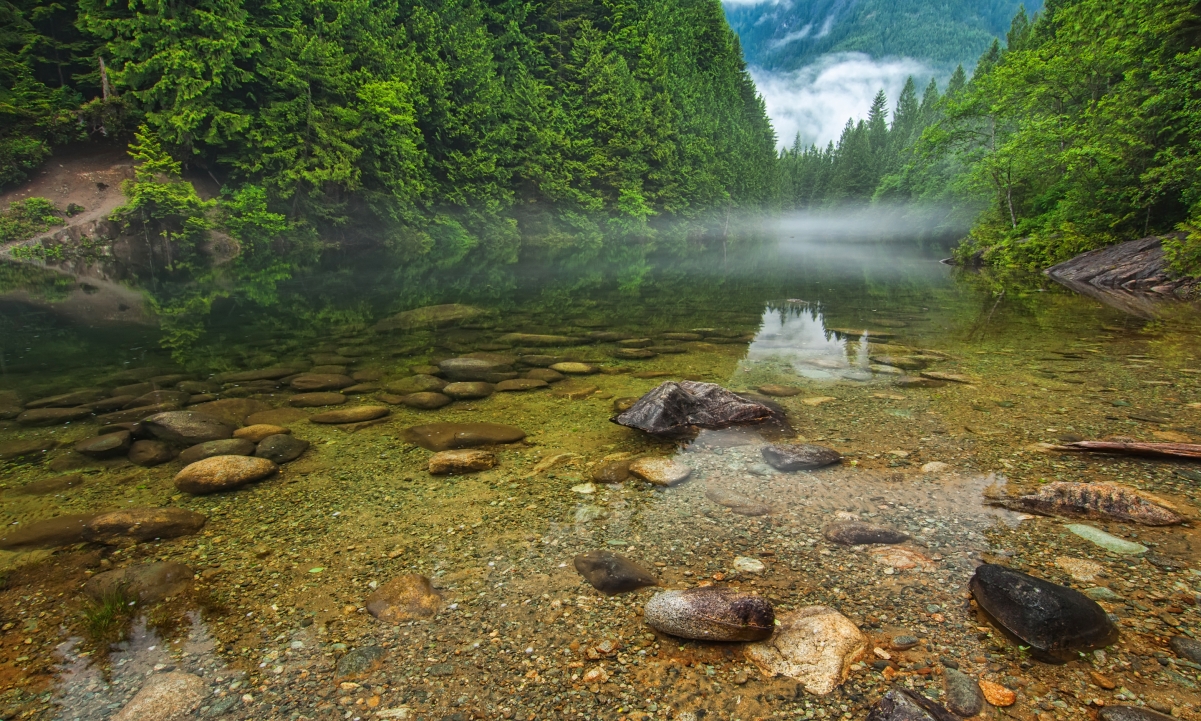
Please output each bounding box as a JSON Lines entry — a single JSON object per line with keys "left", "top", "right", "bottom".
{"left": 749, "top": 52, "right": 934, "bottom": 149}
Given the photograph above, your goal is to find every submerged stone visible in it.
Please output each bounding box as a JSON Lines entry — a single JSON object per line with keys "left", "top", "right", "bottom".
{"left": 969, "top": 563, "right": 1119, "bottom": 662}
{"left": 385, "top": 374, "right": 448, "bottom": 394}
{"left": 174, "top": 455, "right": 278, "bottom": 494}
{"left": 592, "top": 460, "right": 632, "bottom": 483}
{"left": 112, "top": 671, "right": 206, "bottom": 721}
{"left": 188, "top": 398, "right": 271, "bottom": 426}
{"left": 762, "top": 443, "right": 842, "bottom": 471}
{"left": 401, "top": 392, "right": 453, "bottom": 410}
{"left": 611, "top": 381, "right": 783, "bottom": 436}
{"left": 757, "top": 385, "right": 802, "bottom": 397}
{"left": 142, "top": 411, "right": 234, "bottom": 445}
{"left": 942, "top": 668, "right": 985, "bottom": 717}
{"left": 374, "top": 303, "right": 487, "bottom": 331}
{"left": 127, "top": 439, "right": 176, "bottom": 467}
{"left": 310, "top": 405, "right": 389, "bottom": 424}
{"left": 85, "top": 561, "right": 194, "bottom": 602}
{"left": 524, "top": 368, "right": 565, "bottom": 383}
{"left": 336, "top": 646, "right": 389, "bottom": 680}
{"left": 497, "top": 333, "right": 578, "bottom": 346}
{"left": 13, "top": 474, "right": 85, "bottom": 495}
{"left": 17, "top": 407, "right": 92, "bottom": 426}
{"left": 289, "top": 392, "right": 347, "bottom": 407}
{"left": 643, "top": 587, "right": 774, "bottom": 641}
{"left": 255, "top": 434, "right": 309, "bottom": 464}
{"left": 25, "top": 389, "right": 106, "bottom": 408}
{"left": 428, "top": 449, "right": 496, "bottom": 475}
{"left": 866, "top": 688, "right": 958, "bottom": 721}
{"left": 84, "top": 508, "right": 208, "bottom": 543}
{"left": 442, "top": 382, "right": 494, "bottom": 399}
{"left": 440, "top": 357, "right": 512, "bottom": 382}
{"left": 0, "top": 438, "right": 54, "bottom": 461}
{"left": 177, "top": 438, "right": 255, "bottom": 465}
{"left": 0, "top": 513, "right": 99, "bottom": 549}
{"left": 290, "top": 373, "right": 353, "bottom": 391}
{"left": 705, "top": 486, "right": 771, "bottom": 515}
{"left": 745, "top": 606, "right": 867, "bottom": 695}
{"left": 233, "top": 424, "right": 290, "bottom": 443}
{"left": 246, "top": 407, "right": 309, "bottom": 426}
{"left": 402, "top": 422, "right": 526, "bottom": 451}
{"left": 824, "top": 521, "right": 909, "bottom": 545}
{"left": 628, "top": 457, "right": 691, "bottom": 486}
{"left": 366, "top": 574, "right": 441, "bottom": 622}
{"left": 495, "top": 378, "right": 548, "bottom": 392}
{"left": 1098, "top": 708, "right": 1174, "bottom": 721}
{"left": 573, "top": 550, "right": 658, "bottom": 594}
{"left": 998, "top": 482, "right": 1183, "bottom": 525}
{"left": 1066, "top": 524, "right": 1148, "bottom": 554}
{"left": 74, "top": 431, "right": 132, "bottom": 459}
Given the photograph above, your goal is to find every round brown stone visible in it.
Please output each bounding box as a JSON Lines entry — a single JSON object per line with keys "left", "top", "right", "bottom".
{"left": 233, "top": 424, "right": 290, "bottom": 443}
{"left": 289, "top": 373, "right": 353, "bottom": 391}
{"left": 174, "top": 455, "right": 279, "bottom": 494}
{"left": 177, "top": 438, "right": 256, "bottom": 465}
{"left": 401, "top": 392, "right": 452, "bottom": 410}
{"left": 310, "top": 406, "right": 390, "bottom": 424}
{"left": 442, "top": 382, "right": 494, "bottom": 400}
{"left": 289, "top": 392, "right": 348, "bottom": 407}
{"left": 428, "top": 449, "right": 497, "bottom": 475}
{"left": 128, "top": 440, "right": 177, "bottom": 467}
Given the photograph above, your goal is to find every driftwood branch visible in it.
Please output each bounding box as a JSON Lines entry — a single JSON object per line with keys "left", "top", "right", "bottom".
{"left": 1052, "top": 441, "right": 1201, "bottom": 460}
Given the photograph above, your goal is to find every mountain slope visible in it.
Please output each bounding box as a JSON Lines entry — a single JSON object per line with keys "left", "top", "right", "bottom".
{"left": 726, "top": 0, "right": 1043, "bottom": 71}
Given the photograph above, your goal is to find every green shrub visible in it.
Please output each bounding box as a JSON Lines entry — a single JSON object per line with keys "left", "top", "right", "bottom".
{"left": 0, "top": 197, "right": 63, "bottom": 244}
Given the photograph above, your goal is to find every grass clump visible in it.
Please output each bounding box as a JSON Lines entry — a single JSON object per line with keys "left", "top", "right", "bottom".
{"left": 0, "top": 198, "right": 64, "bottom": 244}
{"left": 81, "top": 587, "right": 136, "bottom": 645}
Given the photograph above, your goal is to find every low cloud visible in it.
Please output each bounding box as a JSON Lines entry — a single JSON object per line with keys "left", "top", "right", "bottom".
{"left": 751, "top": 52, "right": 933, "bottom": 149}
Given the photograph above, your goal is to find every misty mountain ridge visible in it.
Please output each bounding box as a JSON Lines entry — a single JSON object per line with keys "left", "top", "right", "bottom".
{"left": 726, "top": 0, "right": 1044, "bottom": 72}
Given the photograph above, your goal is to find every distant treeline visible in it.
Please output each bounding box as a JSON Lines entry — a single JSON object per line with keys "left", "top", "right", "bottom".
{"left": 1, "top": 0, "right": 778, "bottom": 261}
{"left": 780, "top": 0, "right": 1201, "bottom": 275}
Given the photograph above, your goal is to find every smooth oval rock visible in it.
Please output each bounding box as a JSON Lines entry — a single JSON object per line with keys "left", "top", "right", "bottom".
{"left": 129, "top": 390, "right": 190, "bottom": 408}
{"left": 629, "top": 457, "right": 692, "bottom": 486}
{"left": 366, "top": 574, "right": 441, "bottom": 622}
{"left": 177, "top": 438, "right": 255, "bottom": 465}
{"left": 86, "top": 561, "right": 194, "bottom": 602}
{"left": 592, "top": 460, "right": 632, "bottom": 483}
{"left": 757, "top": 385, "right": 802, "bottom": 397}
{"left": 429, "top": 449, "right": 496, "bottom": 475}
{"left": 97, "top": 403, "right": 176, "bottom": 425}
{"left": 497, "top": 333, "right": 577, "bottom": 347}
{"left": 187, "top": 398, "right": 271, "bottom": 426}
{"left": 233, "top": 424, "right": 290, "bottom": 443}
{"left": 255, "top": 434, "right": 309, "bottom": 464}
{"left": 128, "top": 439, "right": 177, "bottom": 467}
{"left": 439, "top": 357, "right": 511, "bottom": 382}
{"left": 824, "top": 521, "right": 909, "bottom": 545}
{"left": 0, "top": 438, "right": 54, "bottom": 461}
{"left": 289, "top": 392, "right": 348, "bottom": 407}
{"left": 613, "top": 348, "right": 655, "bottom": 360}
{"left": 643, "top": 587, "right": 774, "bottom": 641}
{"left": 745, "top": 606, "right": 867, "bottom": 695}
{"left": 310, "top": 405, "right": 389, "bottom": 424}
{"left": 25, "top": 389, "right": 105, "bottom": 408}
{"left": 290, "top": 373, "right": 353, "bottom": 391}
{"left": 142, "top": 411, "right": 234, "bottom": 445}
{"left": 246, "top": 408, "right": 308, "bottom": 426}
{"left": 495, "top": 378, "right": 548, "bottom": 392}
{"left": 403, "top": 422, "right": 525, "bottom": 451}
{"left": 550, "top": 362, "right": 598, "bottom": 375}
{"left": 866, "top": 688, "right": 958, "bottom": 721}
{"left": 13, "top": 474, "right": 85, "bottom": 495}
{"left": 83, "top": 508, "right": 208, "bottom": 543}
{"left": 1098, "top": 707, "right": 1175, "bottom": 721}
{"left": 524, "top": 368, "right": 565, "bottom": 383}
{"left": 385, "top": 374, "right": 448, "bottom": 395}
{"left": 942, "top": 668, "right": 984, "bottom": 717}
{"left": 74, "top": 431, "right": 132, "bottom": 459}
{"left": 573, "top": 550, "right": 658, "bottom": 594}
{"left": 401, "top": 392, "right": 453, "bottom": 410}
{"left": 442, "top": 382, "right": 494, "bottom": 400}
{"left": 969, "top": 563, "right": 1119, "bottom": 662}
{"left": 0, "top": 513, "right": 99, "bottom": 550}
{"left": 174, "top": 455, "right": 278, "bottom": 494}
{"left": 762, "top": 443, "right": 842, "bottom": 471}
{"left": 17, "top": 407, "right": 92, "bottom": 426}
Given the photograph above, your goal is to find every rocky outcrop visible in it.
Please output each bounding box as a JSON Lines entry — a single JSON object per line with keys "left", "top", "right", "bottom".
{"left": 1045, "top": 235, "right": 1199, "bottom": 315}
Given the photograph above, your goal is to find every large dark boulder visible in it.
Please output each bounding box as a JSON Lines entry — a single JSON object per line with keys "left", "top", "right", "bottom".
{"left": 969, "top": 563, "right": 1118, "bottom": 662}
{"left": 610, "top": 381, "right": 784, "bottom": 436}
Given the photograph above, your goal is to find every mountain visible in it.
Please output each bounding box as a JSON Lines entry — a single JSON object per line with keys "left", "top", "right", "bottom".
{"left": 725, "top": 0, "right": 1043, "bottom": 71}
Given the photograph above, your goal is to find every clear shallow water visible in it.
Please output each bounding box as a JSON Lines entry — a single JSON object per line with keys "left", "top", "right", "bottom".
{"left": 1, "top": 239, "right": 1200, "bottom": 720}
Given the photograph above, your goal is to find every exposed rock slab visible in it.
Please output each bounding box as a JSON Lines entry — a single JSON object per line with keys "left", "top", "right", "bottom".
{"left": 643, "top": 587, "right": 774, "bottom": 641}
{"left": 573, "top": 551, "right": 658, "bottom": 594}
{"left": 745, "top": 606, "right": 867, "bottom": 695}
{"left": 611, "top": 381, "right": 783, "bottom": 436}
{"left": 1045, "top": 235, "right": 1198, "bottom": 316}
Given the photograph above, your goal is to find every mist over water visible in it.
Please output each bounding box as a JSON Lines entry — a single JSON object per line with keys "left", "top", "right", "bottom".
{"left": 767, "top": 204, "right": 969, "bottom": 245}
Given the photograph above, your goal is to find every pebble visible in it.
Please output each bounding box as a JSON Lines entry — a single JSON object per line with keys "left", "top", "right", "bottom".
{"left": 573, "top": 550, "right": 658, "bottom": 594}
{"left": 254, "top": 434, "right": 309, "bottom": 464}
{"left": 310, "top": 405, "right": 389, "bottom": 424}
{"left": 921, "top": 461, "right": 950, "bottom": 474}
{"left": 177, "top": 438, "right": 256, "bottom": 465}
{"left": 1066, "top": 524, "right": 1148, "bottom": 555}
{"left": 73, "top": 430, "right": 132, "bottom": 458}
{"left": 233, "top": 424, "right": 290, "bottom": 442}
{"left": 289, "top": 392, "right": 348, "bottom": 407}
{"left": 733, "top": 556, "right": 765, "bottom": 574}
{"left": 402, "top": 422, "right": 526, "bottom": 451}
{"left": 704, "top": 486, "right": 771, "bottom": 515}
{"left": 889, "top": 635, "right": 918, "bottom": 650}
{"left": 824, "top": 521, "right": 909, "bottom": 545}
{"left": 942, "top": 668, "right": 984, "bottom": 716}
{"left": 142, "top": 411, "right": 234, "bottom": 444}
{"left": 893, "top": 375, "right": 945, "bottom": 388}
{"left": 573, "top": 505, "right": 606, "bottom": 523}
{"left": 402, "top": 392, "right": 453, "bottom": 409}
{"left": 442, "top": 382, "right": 494, "bottom": 399}
{"left": 745, "top": 606, "right": 867, "bottom": 695}
{"left": 366, "top": 574, "right": 441, "bottom": 622}
{"left": 628, "top": 457, "right": 692, "bottom": 486}
{"left": 1054, "top": 556, "right": 1103, "bottom": 582}
{"left": 428, "top": 449, "right": 497, "bottom": 475}
{"left": 977, "top": 679, "right": 1015, "bottom": 707}
{"left": 112, "top": 671, "right": 206, "bottom": 721}
{"left": 1084, "top": 586, "right": 1123, "bottom": 601}
{"left": 174, "top": 455, "right": 279, "bottom": 494}
{"left": 643, "top": 587, "right": 774, "bottom": 641}
{"left": 761, "top": 443, "right": 841, "bottom": 471}
{"left": 336, "top": 646, "right": 388, "bottom": 679}
{"left": 128, "top": 439, "right": 177, "bottom": 467}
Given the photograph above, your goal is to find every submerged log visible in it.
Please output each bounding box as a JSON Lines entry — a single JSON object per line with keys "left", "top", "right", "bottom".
{"left": 991, "top": 482, "right": 1184, "bottom": 526}
{"left": 610, "top": 381, "right": 785, "bottom": 437}
{"left": 1053, "top": 440, "right": 1201, "bottom": 460}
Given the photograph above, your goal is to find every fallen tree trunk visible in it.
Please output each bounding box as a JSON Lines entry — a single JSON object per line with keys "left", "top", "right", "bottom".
{"left": 1053, "top": 440, "right": 1201, "bottom": 460}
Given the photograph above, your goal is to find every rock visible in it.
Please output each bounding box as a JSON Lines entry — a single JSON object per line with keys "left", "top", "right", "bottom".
{"left": 83, "top": 508, "right": 207, "bottom": 543}
{"left": 85, "top": 562, "right": 194, "bottom": 602}
{"left": 662, "top": 332, "right": 703, "bottom": 341}
{"left": 1084, "top": 587, "right": 1123, "bottom": 601}
{"left": 920, "top": 371, "right": 973, "bottom": 384}
{"left": 889, "top": 635, "right": 919, "bottom": 650}
{"left": 1046, "top": 235, "right": 1199, "bottom": 301}
{"left": 84, "top": 395, "right": 139, "bottom": 412}
{"left": 1066, "top": 524, "right": 1148, "bottom": 554}
{"left": 429, "top": 449, "right": 496, "bottom": 475}
{"left": 128, "top": 440, "right": 177, "bottom": 467}
{"left": 401, "top": 392, "right": 453, "bottom": 410}
{"left": 310, "top": 405, "right": 389, "bottom": 424}
{"left": 705, "top": 486, "right": 771, "bottom": 515}
{"left": 612, "top": 381, "right": 784, "bottom": 436}
{"left": 178, "top": 380, "right": 220, "bottom": 394}
{"left": 13, "top": 474, "right": 85, "bottom": 495}
{"left": 25, "top": 389, "right": 106, "bottom": 408}
{"left": 366, "top": 574, "right": 441, "bottom": 622}
{"left": 439, "top": 358, "right": 512, "bottom": 382}
{"left": 336, "top": 646, "right": 388, "bottom": 679}
{"left": 969, "top": 563, "right": 1119, "bottom": 662}
{"left": 524, "top": 368, "right": 565, "bottom": 383}
{"left": 130, "top": 390, "right": 190, "bottom": 408}
{"left": 745, "top": 606, "right": 867, "bottom": 695}
{"left": 1054, "top": 556, "right": 1104, "bottom": 582}
{"left": 996, "top": 482, "right": 1183, "bottom": 525}
{"left": 289, "top": 392, "right": 348, "bottom": 407}
{"left": 310, "top": 364, "right": 349, "bottom": 375}
{"left": 866, "top": 688, "right": 958, "bottom": 721}
{"left": 403, "top": 422, "right": 526, "bottom": 451}
{"left": 96, "top": 404, "right": 177, "bottom": 425}
{"left": 177, "top": 438, "right": 256, "bottom": 465}
{"left": 871, "top": 355, "right": 930, "bottom": 370}
{"left": 214, "top": 367, "right": 301, "bottom": 383}
{"left": 518, "top": 354, "right": 564, "bottom": 367}
{"left": 734, "top": 556, "right": 765, "bottom": 573}
{"left": 824, "top": 521, "right": 909, "bottom": 545}
{"left": 553, "top": 383, "right": 598, "bottom": 400}
{"left": 111, "top": 671, "right": 206, "bottom": 721}
{"left": 289, "top": 373, "right": 353, "bottom": 391}
{"left": 495, "top": 378, "right": 548, "bottom": 392}
{"left": 246, "top": 407, "right": 309, "bottom": 425}
{"left": 0, "top": 438, "right": 54, "bottom": 461}
{"left": 142, "top": 411, "right": 234, "bottom": 445}
{"left": 613, "top": 348, "right": 656, "bottom": 359}
{"left": 871, "top": 547, "right": 933, "bottom": 571}
{"left": 1098, "top": 708, "right": 1175, "bottom": 721}
{"left": 644, "top": 587, "right": 774, "bottom": 641}
{"left": 612, "top": 397, "right": 638, "bottom": 413}
{"left": 0, "top": 513, "right": 99, "bottom": 549}
{"left": 187, "top": 398, "right": 271, "bottom": 426}
{"left": 174, "top": 455, "right": 278, "bottom": 494}
{"left": 628, "top": 457, "right": 691, "bottom": 486}
{"left": 550, "top": 362, "right": 598, "bottom": 375}
{"left": 497, "top": 333, "right": 577, "bottom": 346}
{"left": 977, "top": 680, "right": 1015, "bottom": 707}
{"left": 1171, "top": 635, "right": 1201, "bottom": 663}
{"left": 442, "top": 382, "right": 494, "bottom": 399}
{"left": 757, "top": 385, "right": 802, "bottom": 397}
{"left": 942, "top": 669, "right": 984, "bottom": 717}
{"left": 375, "top": 304, "right": 488, "bottom": 332}
{"left": 47, "top": 450, "right": 98, "bottom": 472}
{"left": 894, "top": 375, "right": 946, "bottom": 389}
{"left": 573, "top": 551, "right": 658, "bottom": 594}
{"left": 921, "top": 461, "right": 951, "bottom": 474}
{"left": 574, "top": 504, "right": 606, "bottom": 523}
{"left": 616, "top": 338, "right": 652, "bottom": 348}
{"left": 385, "top": 375, "right": 449, "bottom": 394}
{"left": 254, "top": 434, "right": 309, "bottom": 464}
{"left": 80, "top": 430, "right": 136, "bottom": 460}
{"left": 762, "top": 443, "right": 841, "bottom": 471}
{"left": 233, "top": 424, "right": 290, "bottom": 442}
{"left": 592, "top": 460, "right": 631, "bottom": 483}
{"left": 17, "top": 407, "right": 92, "bottom": 426}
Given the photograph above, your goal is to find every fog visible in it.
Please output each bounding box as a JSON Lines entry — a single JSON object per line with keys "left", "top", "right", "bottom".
{"left": 751, "top": 52, "right": 934, "bottom": 148}
{"left": 765, "top": 203, "right": 970, "bottom": 245}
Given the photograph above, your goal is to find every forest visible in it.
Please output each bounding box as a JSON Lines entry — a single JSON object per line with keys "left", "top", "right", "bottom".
{"left": 780, "top": 0, "right": 1201, "bottom": 275}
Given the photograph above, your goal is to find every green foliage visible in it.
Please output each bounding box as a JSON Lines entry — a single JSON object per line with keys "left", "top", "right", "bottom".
{"left": 1164, "top": 221, "right": 1201, "bottom": 279}
{"left": 81, "top": 586, "right": 135, "bottom": 645}
{"left": 0, "top": 196, "right": 63, "bottom": 243}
